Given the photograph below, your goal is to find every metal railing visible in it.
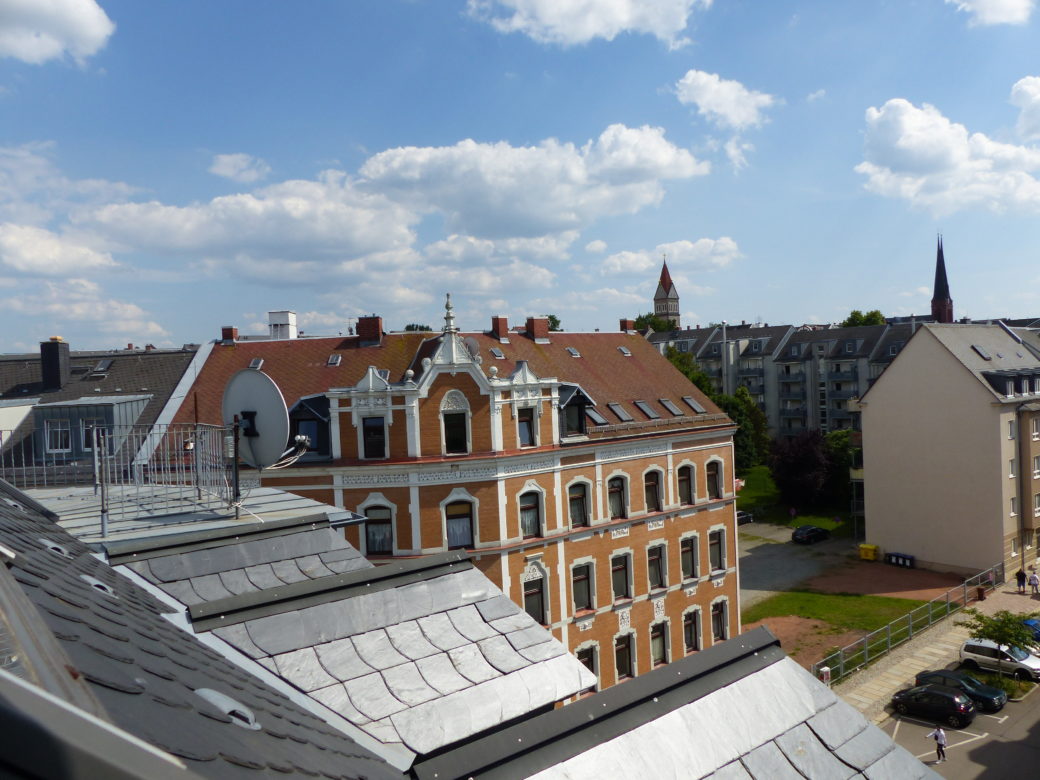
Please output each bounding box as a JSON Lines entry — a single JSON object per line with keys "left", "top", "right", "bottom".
{"left": 1, "top": 423, "right": 235, "bottom": 523}
{"left": 811, "top": 563, "right": 1005, "bottom": 685}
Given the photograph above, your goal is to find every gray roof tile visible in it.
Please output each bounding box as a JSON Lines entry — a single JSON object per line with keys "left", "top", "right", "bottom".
{"left": 382, "top": 664, "right": 441, "bottom": 707}
{"left": 189, "top": 573, "right": 234, "bottom": 601}
{"left": 344, "top": 672, "right": 408, "bottom": 721}
{"left": 385, "top": 621, "right": 441, "bottom": 661}
{"left": 211, "top": 623, "right": 267, "bottom": 659}
{"left": 478, "top": 635, "right": 529, "bottom": 674}
{"left": 217, "top": 568, "right": 255, "bottom": 596}
{"left": 394, "top": 580, "right": 434, "bottom": 622}
{"left": 709, "top": 761, "right": 754, "bottom": 780}
{"left": 740, "top": 742, "right": 801, "bottom": 779}
{"left": 414, "top": 653, "right": 472, "bottom": 695}
{"left": 272, "top": 648, "right": 339, "bottom": 692}
{"left": 519, "top": 638, "right": 566, "bottom": 663}
{"left": 488, "top": 611, "right": 538, "bottom": 634}
{"left": 835, "top": 727, "right": 895, "bottom": 771}
{"left": 243, "top": 563, "right": 284, "bottom": 590}
{"left": 244, "top": 610, "right": 310, "bottom": 656}
{"left": 446, "top": 604, "right": 497, "bottom": 642}
{"left": 505, "top": 625, "right": 551, "bottom": 651}
{"left": 474, "top": 594, "right": 515, "bottom": 622}
{"left": 448, "top": 644, "right": 500, "bottom": 684}
{"left": 315, "top": 637, "right": 377, "bottom": 682}
{"left": 776, "top": 723, "right": 857, "bottom": 779}
{"left": 353, "top": 630, "right": 410, "bottom": 671}
{"left": 863, "top": 746, "right": 932, "bottom": 780}
{"left": 294, "top": 554, "right": 335, "bottom": 579}
{"left": 417, "top": 612, "right": 469, "bottom": 651}
{"left": 272, "top": 558, "right": 311, "bottom": 584}
{"left": 807, "top": 699, "right": 868, "bottom": 749}
{"left": 309, "top": 682, "right": 372, "bottom": 725}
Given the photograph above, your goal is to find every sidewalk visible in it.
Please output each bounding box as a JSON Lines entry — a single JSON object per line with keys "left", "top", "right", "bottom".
{"left": 833, "top": 584, "right": 1040, "bottom": 723}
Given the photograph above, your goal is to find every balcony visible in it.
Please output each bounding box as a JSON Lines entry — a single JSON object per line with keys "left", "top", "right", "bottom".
{"left": 830, "top": 408, "right": 854, "bottom": 419}
{"left": 779, "top": 389, "right": 805, "bottom": 400}
{"left": 778, "top": 371, "right": 804, "bottom": 382}
{"left": 829, "top": 389, "right": 858, "bottom": 400}
{"left": 780, "top": 408, "right": 806, "bottom": 418}
{"left": 828, "top": 368, "right": 858, "bottom": 381}
{"left": 738, "top": 367, "right": 764, "bottom": 378}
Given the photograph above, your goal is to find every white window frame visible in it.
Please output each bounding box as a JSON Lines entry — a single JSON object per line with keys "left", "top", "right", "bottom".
{"left": 566, "top": 478, "right": 593, "bottom": 528}
{"left": 440, "top": 390, "right": 472, "bottom": 455}
{"left": 682, "top": 606, "right": 702, "bottom": 654}
{"left": 646, "top": 541, "right": 668, "bottom": 591}
{"left": 605, "top": 472, "right": 630, "bottom": 520}
{"left": 610, "top": 548, "right": 634, "bottom": 603}
{"left": 708, "top": 526, "right": 727, "bottom": 573}
{"left": 45, "top": 419, "right": 71, "bottom": 453}
{"left": 517, "top": 484, "right": 545, "bottom": 539}
{"left": 570, "top": 558, "right": 596, "bottom": 613}
{"left": 358, "top": 414, "right": 390, "bottom": 460}
{"left": 679, "top": 532, "right": 700, "bottom": 580}
{"left": 710, "top": 597, "right": 729, "bottom": 644}
{"left": 440, "top": 488, "right": 479, "bottom": 550}
{"left": 515, "top": 404, "right": 539, "bottom": 448}
{"left": 357, "top": 497, "right": 396, "bottom": 556}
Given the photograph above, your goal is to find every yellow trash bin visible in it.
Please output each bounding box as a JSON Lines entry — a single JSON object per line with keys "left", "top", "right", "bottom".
{"left": 858, "top": 543, "right": 879, "bottom": 561}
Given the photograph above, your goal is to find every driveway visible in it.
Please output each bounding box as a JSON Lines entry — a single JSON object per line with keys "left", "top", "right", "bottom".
{"left": 738, "top": 522, "right": 852, "bottom": 608}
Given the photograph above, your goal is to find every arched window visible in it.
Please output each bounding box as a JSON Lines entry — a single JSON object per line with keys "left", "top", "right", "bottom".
{"left": 364, "top": 506, "right": 393, "bottom": 555}
{"left": 644, "top": 472, "right": 661, "bottom": 513}
{"left": 607, "top": 476, "right": 627, "bottom": 519}
{"left": 519, "top": 491, "right": 541, "bottom": 538}
{"left": 677, "top": 465, "right": 693, "bottom": 505}
{"left": 568, "top": 483, "right": 589, "bottom": 527}
{"left": 445, "top": 501, "right": 474, "bottom": 549}
{"left": 706, "top": 461, "right": 722, "bottom": 500}
{"left": 441, "top": 390, "right": 470, "bottom": 455}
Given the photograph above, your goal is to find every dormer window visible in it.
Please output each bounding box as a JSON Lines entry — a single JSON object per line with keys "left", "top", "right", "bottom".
{"left": 517, "top": 407, "right": 536, "bottom": 447}
{"left": 441, "top": 390, "right": 471, "bottom": 455}
{"left": 845, "top": 342, "right": 855, "bottom": 353}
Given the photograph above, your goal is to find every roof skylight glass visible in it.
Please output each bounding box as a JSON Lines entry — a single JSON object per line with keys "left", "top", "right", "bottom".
{"left": 566, "top": 347, "right": 581, "bottom": 357}
{"left": 490, "top": 347, "right": 505, "bottom": 359}
{"left": 607, "top": 402, "right": 634, "bottom": 422}
{"left": 682, "top": 395, "right": 706, "bottom": 414}
{"left": 617, "top": 346, "right": 632, "bottom": 356}
{"left": 327, "top": 354, "right": 341, "bottom": 366}
{"left": 633, "top": 400, "right": 659, "bottom": 419}
{"left": 586, "top": 408, "right": 608, "bottom": 425}
{"left": 659, "top": 398, "right": 683, "bottom": 416}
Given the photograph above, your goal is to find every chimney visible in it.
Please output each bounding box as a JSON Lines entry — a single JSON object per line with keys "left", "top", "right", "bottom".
{"left": 357, "top": 315, "right": 383, "bottom": 345}
{"left": 526, "top": 316, "right": 549, "bottom": 342}
{"left": 490, "top": 316, "right": 510, "bottom": 340}
{"left": 40, "top": 337, "right": 70, "bottom": 390}
{"left": 268, "top": 310, "right": 298, "bottom": 339}
{"left": 620, "top": 318, "right": 635, "bottom": 332}
{"left": 221, "top": 326, "right": 239, "bottom": 342}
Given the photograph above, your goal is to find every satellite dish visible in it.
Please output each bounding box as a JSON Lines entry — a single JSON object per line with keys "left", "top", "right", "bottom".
{"left": 221, "top": 369, "right": 290, "bottom": 469}
{"left": 464, "top": 336, "right": 480, "bottom": 359}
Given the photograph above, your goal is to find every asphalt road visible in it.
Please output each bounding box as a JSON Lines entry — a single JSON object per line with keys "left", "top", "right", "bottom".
{"left": 737, "top": 522, "right": 853, "bottom": 608}
{"left": 881, "top": 683, "right": 1040, "bottom": 779}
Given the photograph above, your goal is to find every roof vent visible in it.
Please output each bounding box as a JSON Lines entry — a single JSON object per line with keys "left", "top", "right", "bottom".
{"left": 617, "top": 346, "right": 632, "bottom": 357}
{"left": 971, "top": 345, "right": 992, "bottom": 361}
{"left": 566, "top": 347, "right": 581, "bottom": 358}
{"left": 327, "top": 354, "right": 342, "bottom": 367}
{"left": 194, "top": 688, "right": 261, "bottom": 730}
{"left": 490, "top": 347, "right": 505, "bottom": 359}
{"left": 79, "top": 574, "right": 117, "bottom": 598}
{"left": 39, "top": 539, "right": 74, "bottom": 559}
{"left": 248, "top": 357, "right": 264, "bottom": 370}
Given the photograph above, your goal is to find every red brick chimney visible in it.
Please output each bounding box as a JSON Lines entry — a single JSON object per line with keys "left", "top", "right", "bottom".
{"left": 357, "top": 315, "right": 383, "bottom": 345}
{"left": 526, "top": 316, "right": 549, "bottom": 341}
{"left": 221, "top": 326, "right": 238, "bottom": 342}
{"left": 620, "top": 318, "right": 635, "bottom": 332}
{"left": 490, "top": 316, "right": 509, "bottom": 340}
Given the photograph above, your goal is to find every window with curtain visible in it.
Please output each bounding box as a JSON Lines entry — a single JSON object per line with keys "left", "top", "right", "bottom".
{"left": 519, "top": 491, "right": 541, "bottom": 537}
{"left": 608, "top": 477, "right": 626, "bottom": 519}
{"left": 712, "top": 600, "right": 728, "bottom": 641}
{"left": 572, "top": 563, "right": 592, "bottom": 611}
{"left": 647, "top": 545, "right": 665, "bottom": 589}
{"left": 644, "top": 471, "right": 661, "bottom": 513}
{"left": 568, "top": 483, "right": 589, "bottom": 527}
{"left": 523, "top": 576, "right": 545, "bottom": 624}
{"left": 445, "top": 501, "right": 474, "bottom": 549}
{"left": 677, "top": 465, "right": 693, "bottom": 504}
{"left": 680, "top": 536, "right": 698, "bottom": 580}
{"left": 364, "top": 506, "right": 393, "bottom": 554}
{"left": 709, "top": 529, "right": 725, "bottom": 571}
{"left": 683, "top": 611, "right": 700, "bottom": 652}
{"left": 611, "top": 555, "right": 630, "bottom": 601}
{"left": 650, "top": 622, "right": 668, "bottom": 666}
{"left": 707, "top": 461, "right": 722, "bottom": 500}
{"left": 614, "top": 634, "right": 633, "bottom": 680}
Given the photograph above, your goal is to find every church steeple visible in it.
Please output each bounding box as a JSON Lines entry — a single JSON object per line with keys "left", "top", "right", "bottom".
{"left": 931, "top": 235, "right": 953, "bottom": 324}
{"left": 653, "top": 257, "right": 680, "bottom": 329}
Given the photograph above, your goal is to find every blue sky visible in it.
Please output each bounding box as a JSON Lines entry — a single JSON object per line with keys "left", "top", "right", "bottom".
{"left": 3, "top": 0, "right": 1040, "bottom": 350}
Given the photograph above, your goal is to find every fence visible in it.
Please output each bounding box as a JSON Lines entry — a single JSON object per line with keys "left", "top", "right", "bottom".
{"left": 1, "top": 423, "right": 236, "bottom": 525}
{"left": 811, "top": 563, "right": 1006, "bottom": 685}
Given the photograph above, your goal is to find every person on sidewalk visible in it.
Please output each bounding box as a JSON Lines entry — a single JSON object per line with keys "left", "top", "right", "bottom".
{"left": 1017, "top": 569, "right": 1027, "bottom": 593}
{"left": 1029, "top": 570, "right": 1039, "bottom": 596}
{"left": 927, "top": 725, "right": 947, "bottom": 763}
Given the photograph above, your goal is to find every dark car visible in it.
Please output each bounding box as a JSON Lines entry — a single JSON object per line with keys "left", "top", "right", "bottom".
{"left": 791, "top": 525, "right": 829, "bottom": 544}
{"left": 891, "top": 684, "right": 976, "bottom": 728}
{"left": 736, "top": 510, "right": 754, "bottom": 525}
{"left": 915, "top": 669, "right": 1006, "bottom": 712}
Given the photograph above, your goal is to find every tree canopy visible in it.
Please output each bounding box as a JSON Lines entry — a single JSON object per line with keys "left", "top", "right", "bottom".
{"left": 841, "top": 309, "right": 885, "bottom": 327}
{"left": 957, "top": 609, "right": 1040, "bottom": 676}
{"left": 403, "top": 323, "right": 432, "bottom": 332}
{"left": 634, "top": 312, "right": 672, "bottom": 332}
{"left": 547, "top": 314, "right": 562, "bottom": 331}
{"left": 716, "top": 387, "right": 770, "bottom": 472}
{"left": 769, "top": 430, "right": 830, "bottom": 505}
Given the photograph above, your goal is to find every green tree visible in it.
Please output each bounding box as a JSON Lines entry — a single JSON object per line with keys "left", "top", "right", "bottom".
{"left": 716, "top": 387, "right": 769, "bottom": 473}
{"left": 957, "top": 609, "right": 1040, "bottom": 677}
{"left": 841, "top": 309, "right": 885, "bottom": 327}
{"left": 770, "top": 430, "right": 829, "bottom": 506}
{"left": 403, "top": 323, "right": 432, "bottom": 332}
{"left": 547, "top": 314, "right": 562, "bottom": 331}
{"left": 665, "top": 346, "right": 718, "bottom": 401}
{"left": 634, "top": 312, "right": 671, "bottom": 332}
{"left": 823, "top": 429, "right": 856, "bottom": 505}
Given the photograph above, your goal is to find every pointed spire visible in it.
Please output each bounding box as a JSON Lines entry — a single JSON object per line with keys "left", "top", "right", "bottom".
{"left": 442, "top": 293, "right": 457, "bottom": 333}
{"left": 658, "top": 255, "right": 674, "bottom": 294}
{"left": 931, "top": 234, "right": 953, "bottom": 323}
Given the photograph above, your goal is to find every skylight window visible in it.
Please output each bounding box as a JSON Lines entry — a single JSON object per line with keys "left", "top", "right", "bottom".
{"left": 586, "top": 408, "right": 608, "bottom": 425}
{"left": 566, "top": 347, "right": 581, "bottom": 358}
{"left": 92, "top": 359, "right": 113, "bottom": 373}
{"left": 607, "top": 402, "right": 634, "bottom": 422}
{"left": 634, "top": 400, "right": 659, "bottom": 419}
{"left": 682, "top": 396, "right": 706, "bottom": 414}
{"left": 490, "top": 347, "right": 505, "bottom": 359}
{"left": 659, "top": 398, "right": 683, "bottom": 416}
{"left": 248, "top": 357, "right": 264, "bottom": 370}
{"left": 971, "top": 344, "right": 992, "bottom": 361}
{"left": 327, "top": 354, "right": 341, "bottom": 366}
{"left": 617, "top": 346, "right": 632, "bottom": 356}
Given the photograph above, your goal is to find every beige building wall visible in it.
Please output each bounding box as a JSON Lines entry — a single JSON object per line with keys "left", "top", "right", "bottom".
{"left": 863, "top": 329, "right": 1005, "bottom": 574}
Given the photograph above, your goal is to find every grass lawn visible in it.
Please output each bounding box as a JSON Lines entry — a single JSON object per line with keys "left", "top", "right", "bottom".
{"left": 742, "top": 590, "right": 927, "bottom": 633}
{"left": 737, "top": 465, "right": 852, "bottom": 536}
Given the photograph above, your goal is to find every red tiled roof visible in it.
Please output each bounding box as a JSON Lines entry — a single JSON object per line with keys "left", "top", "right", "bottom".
{"left": 173, "top": 330, "right": 722, "bottom": 429}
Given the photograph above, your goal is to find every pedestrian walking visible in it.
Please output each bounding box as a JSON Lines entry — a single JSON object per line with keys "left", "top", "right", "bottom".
{"left": 926, "top": 725, "right": 947, "bottom": 763}
{"left": 1029, "top": 570, "right": 1039, "bottom": 596}
{"left": 1017, "top": 568, "right": 1027, "bottom": 593}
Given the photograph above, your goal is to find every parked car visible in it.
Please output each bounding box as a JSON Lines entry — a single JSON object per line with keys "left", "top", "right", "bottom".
{"left": 1023, "top": 618, "right": 1040, "bottom": 642}
{"left": 791, "top": 525, "right": 829, "bottom": 544}
{"left": 914, "top": 669, "right": 1006, "bottom": 712}
{"left": 891, "top": 684, "right": 976, "bottom": 727}
{"left": 736, "top": 510, "right": 754, "bottom": 525}
{"left": 959, "top": 639, "right": 1040, "bottom": 681}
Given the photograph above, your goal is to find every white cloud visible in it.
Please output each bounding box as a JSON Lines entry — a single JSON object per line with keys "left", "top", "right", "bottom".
{"left": 2, "top": 278, "right": 167, "bottom": 338}
{"left": 0, "top": 223, "right": 115, "bottom": 274}
{"left": 675, "top": 70, "right": 777, "bottom": 130}
{"left": 208, "top": 153, "right": 272, "bottom": 183}
{"left": 603, "top": 237, "right": 740, "bottom": 274}
{"left": 724, "top": 137, "right": 754, "bottom": 170}
{"left": 467, "top": 0, "right": 711, "bottom": 48}
{"left": 585, "top": 239, "right": 607, "bottom": 253}
{"left": 424, "top": 232, "right": 576, "bottom": 263}
{"left": 0, "top": 0, "right": 115, "bottom": 65}
{"left": 807, "top": 89, "right": 826, "bottom": 102}
{"left": 360, "top": 124, "right": 707, "bottom": 239}
{"left": 1011, "top": 76, "right": 1040, "bottom": 141}
{"left": 945, "top": 0, "right": 1035, "bottom": 25}
{"left": 856, "top": 96, "right": 1040, "bottom": 214}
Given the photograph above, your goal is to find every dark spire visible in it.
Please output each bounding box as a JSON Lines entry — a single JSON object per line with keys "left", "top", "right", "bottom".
{"left": 931, "top": 235, "right": 953, "bottom": 323}
{"left": 653, "top": 256, "right": 680, "bottom": 328}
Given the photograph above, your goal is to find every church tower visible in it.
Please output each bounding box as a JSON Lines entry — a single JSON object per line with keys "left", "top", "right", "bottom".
{"left": 653, "top": 259, "right": 680, "bottom": 329}
{"left": 931, "top": 236, "right": 953, "bottom": 324}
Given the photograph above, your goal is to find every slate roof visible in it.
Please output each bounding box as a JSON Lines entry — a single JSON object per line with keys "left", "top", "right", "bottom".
{"left": 171, "top": 326, "right": 725, "bottom": 442}
{"left": 775, "top": 325, "right": 887, "bottom": 363}
{"left": 413, "top": 627, "right": 937, "bottom": 780}
{"left": 0, "top": 478, "right": 400, "bottom": 779}
{"left": 117, "top": 537, "right": 596, "bottom": 764}
{"left": 917, "top": 323, "right": 1040, "bottom": 402}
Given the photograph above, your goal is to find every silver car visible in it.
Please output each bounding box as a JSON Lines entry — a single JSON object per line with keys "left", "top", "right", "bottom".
{"left": 959, "top": 639, "right": 1040, "bottom": 681}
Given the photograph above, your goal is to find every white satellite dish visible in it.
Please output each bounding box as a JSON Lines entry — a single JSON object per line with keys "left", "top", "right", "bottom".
{"left": 221, "top": 369, "right": 290, "bottom": 469}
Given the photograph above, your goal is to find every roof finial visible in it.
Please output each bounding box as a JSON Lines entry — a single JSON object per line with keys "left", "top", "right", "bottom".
{"left": 443, "top": 293, "right": 457, "bottom": 333}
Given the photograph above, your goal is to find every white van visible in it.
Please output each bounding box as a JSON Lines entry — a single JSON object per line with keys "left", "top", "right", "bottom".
{"left": 959, "top": 639, "right": 1040, "bottom": 681}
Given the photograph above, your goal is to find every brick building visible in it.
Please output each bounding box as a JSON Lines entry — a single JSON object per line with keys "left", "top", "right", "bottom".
{"left": 173, "top": 298, "right": 739, "bottom": 691}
